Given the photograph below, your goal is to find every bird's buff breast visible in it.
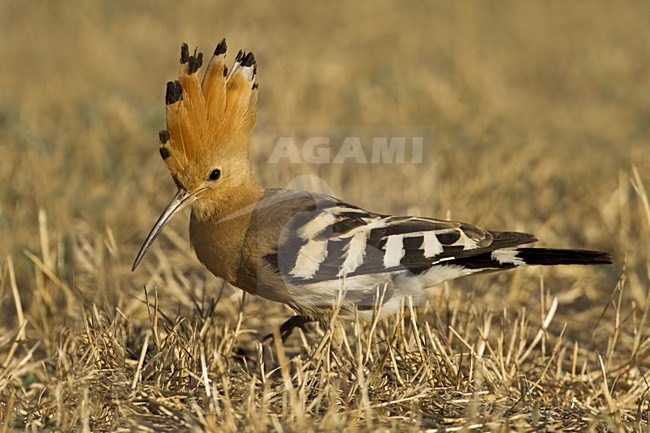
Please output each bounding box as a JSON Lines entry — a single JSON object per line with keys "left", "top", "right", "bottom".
{"left": 189, "top": 210, "right": 252, "bottom": 284}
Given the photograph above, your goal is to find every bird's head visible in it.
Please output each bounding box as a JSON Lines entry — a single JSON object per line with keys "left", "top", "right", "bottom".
{"left": 133, "top": 40, "right": 258, "bottom": 271}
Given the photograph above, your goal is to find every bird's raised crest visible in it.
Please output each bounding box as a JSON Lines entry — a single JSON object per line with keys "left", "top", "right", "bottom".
{"left": 159, "top": 39, "right": 258, "bottom": 176}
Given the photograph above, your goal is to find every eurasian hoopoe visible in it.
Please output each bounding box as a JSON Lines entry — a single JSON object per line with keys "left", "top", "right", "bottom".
{"left": 133, "top": 40, "right": 612, "bottom": 340}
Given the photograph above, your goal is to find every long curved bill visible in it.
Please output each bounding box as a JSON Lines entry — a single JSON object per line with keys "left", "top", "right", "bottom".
{"left": 132, "top": 188, "right": 198, "bottom": 271}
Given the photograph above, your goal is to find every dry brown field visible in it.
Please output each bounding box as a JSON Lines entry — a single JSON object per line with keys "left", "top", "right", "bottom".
{"left": 1, "top": 1, "right": 649, "bottom": 431}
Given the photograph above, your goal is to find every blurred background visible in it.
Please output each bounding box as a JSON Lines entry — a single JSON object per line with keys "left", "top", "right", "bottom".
{"left": 0, "top": 0, "right": 648, "bottom": 331}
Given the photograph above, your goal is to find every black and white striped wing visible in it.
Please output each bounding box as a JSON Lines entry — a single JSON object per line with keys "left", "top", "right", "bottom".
{"left": 269, "top": 195, "right": 536, "bottom": 284}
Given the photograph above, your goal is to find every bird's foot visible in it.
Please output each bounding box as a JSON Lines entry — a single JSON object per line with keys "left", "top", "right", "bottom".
{"left": 263, "top": 315, "right": 312, "bottom": 343}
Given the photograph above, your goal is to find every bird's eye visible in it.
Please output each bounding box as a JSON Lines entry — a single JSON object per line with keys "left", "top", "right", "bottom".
{"left": 208, "top": 169, "right": 221, "bottom": 181}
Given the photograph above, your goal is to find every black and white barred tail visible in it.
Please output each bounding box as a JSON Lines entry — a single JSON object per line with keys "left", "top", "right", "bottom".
{"left": 456, "top": 247, "right": 613, "bottom": 269}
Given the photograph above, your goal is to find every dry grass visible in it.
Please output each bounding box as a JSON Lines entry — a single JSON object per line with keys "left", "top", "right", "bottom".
{"left": 1, "top": 0, "right": 649, "bottom": 431}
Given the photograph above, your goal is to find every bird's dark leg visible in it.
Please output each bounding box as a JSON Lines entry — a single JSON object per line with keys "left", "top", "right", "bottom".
{"left": 263, "top": 315, "right": 313, "bottom": 343}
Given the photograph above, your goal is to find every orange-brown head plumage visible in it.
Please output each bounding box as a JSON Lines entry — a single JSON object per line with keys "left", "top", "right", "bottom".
{"left": 159, "top": 40, "right": 259, "bottom": 196}
{"left": 132, "top": 39, "right": 261, "bottom": 271}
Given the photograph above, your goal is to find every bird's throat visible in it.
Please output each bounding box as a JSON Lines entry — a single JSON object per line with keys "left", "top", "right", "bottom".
{"left": 189, "top": 179, "right": 264, "bottom": 283}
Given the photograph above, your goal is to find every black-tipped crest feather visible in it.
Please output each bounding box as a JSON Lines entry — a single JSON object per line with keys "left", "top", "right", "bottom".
{"left": 214, "top": 38, "right": 227, "bottom": 55}
{"left": 158, "top": 130, "right": 170, "bottom": 144}
{"left": 159, "top": 146, "right": 170, "bottom": 160}
{"left": 165, "top": 80, "right": 183, "bottom": 105}
{"left": 180, "top": 43, "right": 189, "bottom": 64}
{"left": 188, "top": 52, "right": 203, "bottom": 74}
{"left": 241, "top": 52, "right": 256, "bottom": 67}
